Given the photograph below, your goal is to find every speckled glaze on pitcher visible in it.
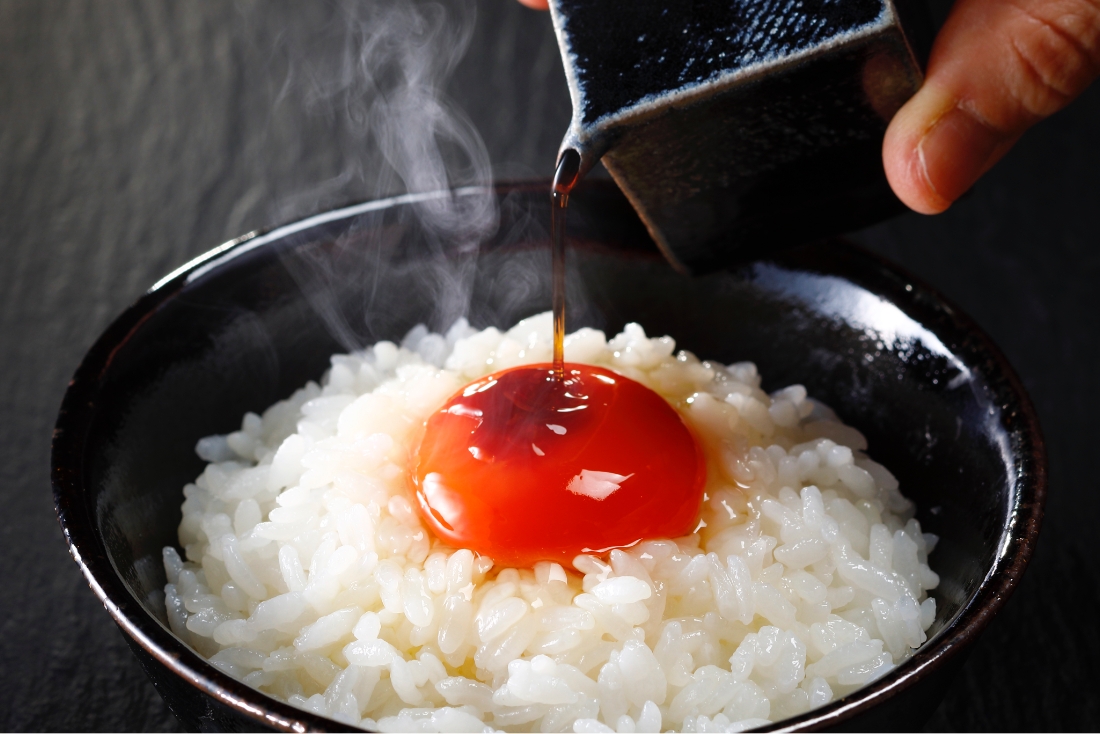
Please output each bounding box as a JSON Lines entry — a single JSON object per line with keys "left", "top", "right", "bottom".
{"left": 548, "top": 0, "right": 934, "bottom": 273}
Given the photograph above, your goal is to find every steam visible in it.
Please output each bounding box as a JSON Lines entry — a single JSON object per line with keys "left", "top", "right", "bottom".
{"left": 256, "top": 0, "right": 501, "bottom": 349}
{"left": 338, "top": 0, "right": 496, "bottom": 242}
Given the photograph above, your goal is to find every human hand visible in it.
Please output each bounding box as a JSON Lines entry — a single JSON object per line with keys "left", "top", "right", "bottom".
{"left": 884, "top": 0, "right": 1100, "bottom": 212}
{"left": 517, "top": 0, "right": 1100, "bottom": 214}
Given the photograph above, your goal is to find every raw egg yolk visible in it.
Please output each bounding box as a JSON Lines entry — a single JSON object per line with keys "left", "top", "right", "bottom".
{"left": 411, "top": 364, "right": 706, "bottom": 568}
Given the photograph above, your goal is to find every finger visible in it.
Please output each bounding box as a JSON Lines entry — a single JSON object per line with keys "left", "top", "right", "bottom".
{"left": 516, "top": 0, "right": 550, "bottom": 9}
{"left": 884, "top": 0, "right": 1100, "bottom": 213}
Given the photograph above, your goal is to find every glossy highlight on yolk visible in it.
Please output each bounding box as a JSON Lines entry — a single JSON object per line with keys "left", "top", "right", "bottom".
{"left": 411, "top": 363, "right": 706, "bottom": 568}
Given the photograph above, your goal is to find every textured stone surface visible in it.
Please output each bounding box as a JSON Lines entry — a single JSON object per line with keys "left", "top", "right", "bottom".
{"left": 0, "top": 0, "right": 1096, "bottom": 730}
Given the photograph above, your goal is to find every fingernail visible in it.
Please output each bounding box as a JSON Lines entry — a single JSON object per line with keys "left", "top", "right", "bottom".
{"left": 917, "top": 105, "right": 1001, "bottom": 206}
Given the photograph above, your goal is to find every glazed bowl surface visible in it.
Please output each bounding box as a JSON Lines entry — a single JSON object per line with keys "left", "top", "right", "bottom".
{"left": 52, "top": 181, "right": 1044, "bottom": 732}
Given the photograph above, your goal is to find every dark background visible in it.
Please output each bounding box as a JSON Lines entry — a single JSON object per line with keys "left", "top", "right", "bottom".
{"left": 1, "top": 1, "right": 1097, "bottom": 730}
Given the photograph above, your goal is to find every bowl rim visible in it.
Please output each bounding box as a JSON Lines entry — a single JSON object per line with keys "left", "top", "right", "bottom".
{"left": 51, "top": 182, "right": 1046, "bottom": 732}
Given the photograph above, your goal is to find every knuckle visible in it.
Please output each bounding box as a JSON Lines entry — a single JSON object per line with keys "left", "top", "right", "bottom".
{"left": 1005, "top": 0, "right": 1100, "bottom": 117}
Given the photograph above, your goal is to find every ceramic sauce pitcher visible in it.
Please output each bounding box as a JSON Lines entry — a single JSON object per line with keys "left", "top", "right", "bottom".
{"left": 549, "top": 0, "right": 934, "bottom": 273}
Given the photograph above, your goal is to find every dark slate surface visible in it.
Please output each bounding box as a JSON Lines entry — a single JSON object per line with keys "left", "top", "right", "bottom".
{"left": 0, "top": 0, "right": 1096, "bottom": 730}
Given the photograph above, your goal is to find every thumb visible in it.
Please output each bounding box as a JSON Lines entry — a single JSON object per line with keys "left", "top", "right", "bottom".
{"left": 884, "top": 0, "right": 1100, "bottom": 214}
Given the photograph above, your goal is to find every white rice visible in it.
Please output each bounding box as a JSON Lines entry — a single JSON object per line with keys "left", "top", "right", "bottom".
{"left": 163, "top": 312, "right": 939, "bottom": 733}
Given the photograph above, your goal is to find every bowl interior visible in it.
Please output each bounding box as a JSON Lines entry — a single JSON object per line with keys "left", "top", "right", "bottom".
{"left": 54, "top": 181, "right": 1043, "bottom": 731}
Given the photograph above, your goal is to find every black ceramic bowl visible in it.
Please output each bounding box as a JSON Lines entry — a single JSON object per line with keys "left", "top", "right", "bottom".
{"left": 52, "top": 181, "right": 1044, "bottom": 732}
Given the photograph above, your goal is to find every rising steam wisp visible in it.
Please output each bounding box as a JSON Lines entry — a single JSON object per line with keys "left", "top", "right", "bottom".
{"left": 263, "top": 0, "right": 498, "bottom": 350}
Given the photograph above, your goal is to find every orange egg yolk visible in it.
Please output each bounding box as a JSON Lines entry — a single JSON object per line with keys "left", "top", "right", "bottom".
{"left": 411, "top": 363, "right": 706, "bottom": 568}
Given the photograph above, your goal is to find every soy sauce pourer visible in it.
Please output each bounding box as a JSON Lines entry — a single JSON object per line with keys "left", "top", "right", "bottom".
{"left": 548, "top": 0, "right": 935, "bottom": 274}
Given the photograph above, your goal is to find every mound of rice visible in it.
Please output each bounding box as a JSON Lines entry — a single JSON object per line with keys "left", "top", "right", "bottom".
{"left": 163, "top": 313, "right": 939, "bottom": 733}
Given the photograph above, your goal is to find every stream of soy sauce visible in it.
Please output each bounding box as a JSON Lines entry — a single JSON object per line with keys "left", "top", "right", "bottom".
{"left": 550, "top": 149, "right": 582, "bottom": 379}
{"left": 409, "top": 149, "right": 708, "bottom": 565}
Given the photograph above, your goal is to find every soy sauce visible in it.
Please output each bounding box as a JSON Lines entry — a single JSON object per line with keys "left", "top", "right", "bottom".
{"left": 551, "top": 148, "right": 582, "bottom": 378}
{"left": 410, "top": 149, "right": 705, "bottom": 568}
